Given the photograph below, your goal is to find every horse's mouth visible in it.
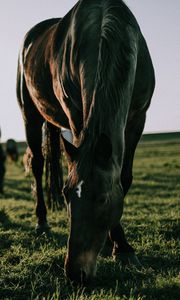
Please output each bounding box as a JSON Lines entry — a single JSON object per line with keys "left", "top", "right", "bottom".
{"left": 65, "top": 251, "right": 97, "bottom": 283}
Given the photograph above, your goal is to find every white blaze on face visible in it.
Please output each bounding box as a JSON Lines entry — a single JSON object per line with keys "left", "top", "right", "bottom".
{"left": 76, "top": 180, "right": 84, "bottom": 198}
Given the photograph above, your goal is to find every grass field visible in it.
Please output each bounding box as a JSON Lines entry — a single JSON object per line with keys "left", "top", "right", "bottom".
{"left": 0, "top": 133, "right": 180, "bottom": 300}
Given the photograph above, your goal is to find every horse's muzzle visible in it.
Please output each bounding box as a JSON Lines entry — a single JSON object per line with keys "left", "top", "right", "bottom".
{"left": 65, "top": 263, "right": 87, "bottom": 284}
{"left": 64, "top": 252, "right": 97, "bottom": 284}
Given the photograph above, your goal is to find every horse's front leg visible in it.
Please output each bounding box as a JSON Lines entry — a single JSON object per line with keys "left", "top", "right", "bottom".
{"left": 109, "top": 113, "right": 146, "bottom": 267}
{"left": 109, "top": 223, "right": 142, "bottom": 267}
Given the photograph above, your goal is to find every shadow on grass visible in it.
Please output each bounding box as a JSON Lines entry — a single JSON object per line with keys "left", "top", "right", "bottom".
{"left": 142, "top": 254, "right": 179, "bottom": 274}
{"left": 77, "top": 257, "right": 179, "bottom": 300}
{"left": 0, "top": 208, "right": 68, "bottom": 251}
{"left": 1, "top": 248, "right": 179, "bottom": 300}
{"left": 3, "top": 178, "right": 32, "bottom": 201}
{"left": 142, "top": 283, "right": 180, "bottom": 300}
{"left": 0, "top": 208, "right": 33, "bottom": 232}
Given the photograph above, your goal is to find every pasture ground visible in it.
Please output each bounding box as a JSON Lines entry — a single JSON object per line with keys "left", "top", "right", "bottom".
{"left": 0, "top": 133, "right": 180, "bottom": 300}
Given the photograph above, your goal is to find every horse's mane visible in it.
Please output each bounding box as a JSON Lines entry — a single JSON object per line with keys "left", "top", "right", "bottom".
{"left": 77, "top": 0, "right": 140, "bottom": 145}
{"left": 70, "top": 0, "right": 140, "bottom": 176}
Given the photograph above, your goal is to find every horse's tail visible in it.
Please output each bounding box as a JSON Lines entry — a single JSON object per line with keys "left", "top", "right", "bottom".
{"left": 43, "top": 122, "right": 64, "bottom": 210}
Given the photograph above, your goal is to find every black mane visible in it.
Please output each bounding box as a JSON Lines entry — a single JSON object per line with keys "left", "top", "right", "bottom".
{"left": 58, "top": 0, "right": 140, "bottom": 147}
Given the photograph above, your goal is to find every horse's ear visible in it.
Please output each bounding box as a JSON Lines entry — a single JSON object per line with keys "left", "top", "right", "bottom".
{"left": 61, "top": 135, "right": 78, "bottom": 163}
{"left": 94, "top": 133, "right": 112, "bottom": 167}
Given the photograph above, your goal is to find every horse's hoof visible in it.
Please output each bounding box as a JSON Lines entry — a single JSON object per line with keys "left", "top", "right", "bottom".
{"left": 113, "top": 252, "right": 143, "bottom": 269}
{"left": 35, "top": 223, "right": 52, "bottom": 238}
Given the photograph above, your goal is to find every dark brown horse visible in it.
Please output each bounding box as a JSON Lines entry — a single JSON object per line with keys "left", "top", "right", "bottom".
{"left": 6, "top": 139, "right": 19, "bottom": 162}
{"left": 0, "top": 128, "right": 6, "bottom": 194}
{"left": 17, "top": 0, "right": 155, "bottom": 282}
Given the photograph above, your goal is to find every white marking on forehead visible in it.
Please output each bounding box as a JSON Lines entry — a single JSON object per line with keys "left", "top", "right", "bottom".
{"left": 61, "top": 127, "right": 73, "bottom": 144}
{"left": 76, "top": 180, "right": 84, "bottom": 198}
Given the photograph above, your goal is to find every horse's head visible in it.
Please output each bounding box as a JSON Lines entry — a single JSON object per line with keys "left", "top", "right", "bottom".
{"left": 62, "top": 133, "right": 124, "bottom": 283}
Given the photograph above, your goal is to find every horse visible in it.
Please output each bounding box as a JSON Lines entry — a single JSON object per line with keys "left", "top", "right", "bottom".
{"left": 6, "top": 139, "right": 19, "bottom": 162}
{"left": 17, "top": 0, "right": 155, "bottom": 282}
{"left": 0, "top": 129, "right": 6, "bottom": 193}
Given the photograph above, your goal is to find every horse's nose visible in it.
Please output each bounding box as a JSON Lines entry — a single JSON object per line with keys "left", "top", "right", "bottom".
{"left": 66, "top": 267, "right": 87, "bottom": 284}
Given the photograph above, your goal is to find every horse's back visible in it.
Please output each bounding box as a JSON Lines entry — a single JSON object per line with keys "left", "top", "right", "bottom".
{"left": 17, "top": 17, "right": 71, "bottom": 128}
{"left": 17, "top": 17, "right": 61, "bottom": 96}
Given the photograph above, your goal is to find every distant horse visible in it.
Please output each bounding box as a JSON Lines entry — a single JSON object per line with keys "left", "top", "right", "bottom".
{"left": 6, "top": 139, "right": 19, "bottom": 162}
{"left": 17, "top": 0, "right": 155, "bottom": 282}
{"left": 0, "top": 129, "right": 6, "bottom": 193}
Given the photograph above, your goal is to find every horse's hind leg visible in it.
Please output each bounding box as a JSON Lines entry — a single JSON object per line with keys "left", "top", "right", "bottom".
{"left": 25, "top": 119, "right": 51, "bottom": 234}
{"left": 20, "top": 103, "right": 48, "bottom": 233}
{"left": 17, "top": 63, "right": 50, "bottom": 235}
{"left": 109, "top": 113, "right": 146, "bottom": 267}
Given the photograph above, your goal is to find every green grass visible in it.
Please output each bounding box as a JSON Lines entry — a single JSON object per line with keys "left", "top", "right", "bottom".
{"left": 0, "top": 134, "right": 180, "bottom": 300}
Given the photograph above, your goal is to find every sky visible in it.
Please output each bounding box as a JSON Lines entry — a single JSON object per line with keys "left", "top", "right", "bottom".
{"left": 0, "top": 0, "right": 179, "bottom": 142}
